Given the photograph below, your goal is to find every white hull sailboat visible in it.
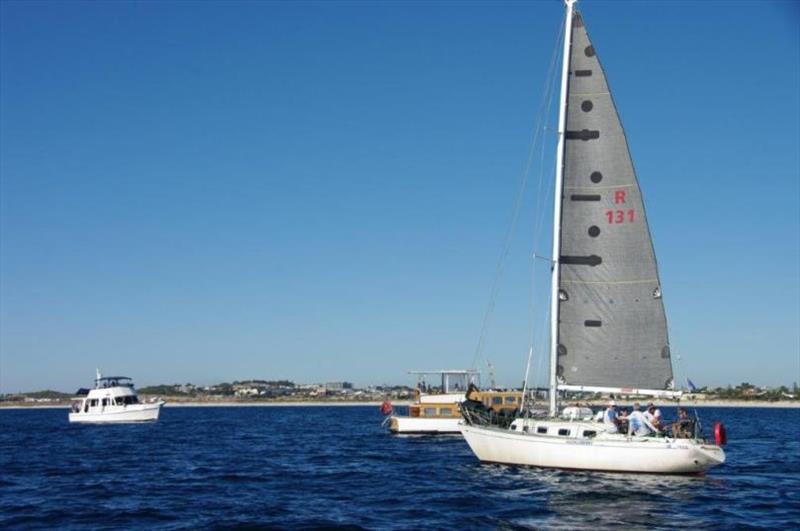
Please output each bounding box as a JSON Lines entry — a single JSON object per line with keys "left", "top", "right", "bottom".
{"left": 461, "top": 422, "right": 725, "bottom": 475}
{"left": 460, "top": 0, "right": 725, "bottom": 474}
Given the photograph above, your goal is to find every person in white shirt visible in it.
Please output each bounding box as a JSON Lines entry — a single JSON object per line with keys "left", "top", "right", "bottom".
{"left": 603, "top": 401, "right": 620, "bottom": 433}
{"left": 643, "top": 403, "right": 663, "bottom": 430}
{"left": 627, "top": 402, "right": 658, "bottom": 437}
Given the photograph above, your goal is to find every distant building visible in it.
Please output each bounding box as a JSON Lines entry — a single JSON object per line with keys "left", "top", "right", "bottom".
{"left": 234, "top": 388, "right": 261, "bottom": 397}
{"left": 233, "top": 382, "right": 265, "bottom": 391}
{"left": 324, "top": 382, "right": 353, "bottom": 391}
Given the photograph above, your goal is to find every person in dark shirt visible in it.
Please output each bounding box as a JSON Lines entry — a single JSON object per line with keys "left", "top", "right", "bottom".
{"left": 672, "top": 407, "right": 694, "bottom": 438}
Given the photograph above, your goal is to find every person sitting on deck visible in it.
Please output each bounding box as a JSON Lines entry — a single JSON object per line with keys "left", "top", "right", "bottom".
{"left": 644, "top": 403, "right": 663, "bottom": 430}
{"left": 626, "top": 403, "right": 659, "bottom": 437}
{"left": 603, "top": 401, "right": 621, "bottom": 433}
{"left": 671, "top": 408, "right": 695, "bottom": 439}
{"left": 616, "top": 406, "right": 630, "bottom": 433}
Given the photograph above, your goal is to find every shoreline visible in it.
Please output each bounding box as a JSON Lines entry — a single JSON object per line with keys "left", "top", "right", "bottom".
{"left": 0, "top": 401, "right": 409, "bottom": 410}
{"left": 164, "top": 401, "right": 404, "bottom": 408}
{"left": 1, "top": 399, "right": 798, "bottom": 410}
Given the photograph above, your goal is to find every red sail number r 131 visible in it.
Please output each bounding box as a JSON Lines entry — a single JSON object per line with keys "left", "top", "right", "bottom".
{"left": 606, "top": 210, "right": 635, "bottom": 223}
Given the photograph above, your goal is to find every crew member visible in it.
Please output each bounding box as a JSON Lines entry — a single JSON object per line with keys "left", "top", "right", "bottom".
{"left": 644, "top": 403, "right": 663, "bottom": 430}
{"left": 627, "top": 403, "right": 659, "bottom": 437}
{"left": 671, "top": 407, "right": 694, "bottom": 438}
{"left": 603, "top": 401, "right": 620, "bottom": 433}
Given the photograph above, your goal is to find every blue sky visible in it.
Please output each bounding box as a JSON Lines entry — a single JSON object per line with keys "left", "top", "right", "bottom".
{"left": 1, "top": 1, "right": 798, "bottom": 393}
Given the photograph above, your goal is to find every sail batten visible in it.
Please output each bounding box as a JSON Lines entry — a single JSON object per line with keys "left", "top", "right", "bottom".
{"left": 556, "top": 11, "right": 672, "bottom": 391}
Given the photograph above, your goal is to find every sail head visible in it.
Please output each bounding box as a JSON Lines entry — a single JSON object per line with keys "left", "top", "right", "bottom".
{"left": 556, "top": 12, "right": 673, "bottom": 390}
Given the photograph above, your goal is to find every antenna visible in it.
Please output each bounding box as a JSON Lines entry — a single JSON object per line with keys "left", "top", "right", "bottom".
{"left": 487, "top": 361, "right": 496, "bottom": 389}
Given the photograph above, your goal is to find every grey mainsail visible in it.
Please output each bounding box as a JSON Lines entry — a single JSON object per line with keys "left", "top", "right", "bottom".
{"left": 556, "top": 12, "right": 672, "bottom": 390}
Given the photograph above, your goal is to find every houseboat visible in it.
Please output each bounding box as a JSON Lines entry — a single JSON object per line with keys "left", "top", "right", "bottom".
{"left": 386, "top": 370, "right": 521, "bottom": 434}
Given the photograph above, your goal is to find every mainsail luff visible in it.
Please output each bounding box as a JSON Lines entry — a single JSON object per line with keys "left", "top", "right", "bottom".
{"left": 555, "top": 11, "right": 673, "bottom": 391}
{"left": 548, "top": 0, "right": 577, "bottom": 418}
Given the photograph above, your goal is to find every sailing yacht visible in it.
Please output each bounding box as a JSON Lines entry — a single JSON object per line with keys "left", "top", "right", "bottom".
{"left": 459, "top": 0, "right": 726, "bottom": 474}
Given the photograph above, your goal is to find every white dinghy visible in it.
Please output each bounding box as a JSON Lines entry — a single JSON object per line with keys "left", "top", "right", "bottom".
{"left": 69, "top": 370, "right": 164, "bottom": 424}
{"left": 460, "top": 0, "right": 726, "bottom": 474}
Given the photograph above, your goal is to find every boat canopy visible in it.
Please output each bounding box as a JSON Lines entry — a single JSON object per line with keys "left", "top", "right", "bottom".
{"left": 95, "top": 376, "right": 134, "bottom": 388}
{"left": 408, "top": 370, "right": 480, "bottom": 394}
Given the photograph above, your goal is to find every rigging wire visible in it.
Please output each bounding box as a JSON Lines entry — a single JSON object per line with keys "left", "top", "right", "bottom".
{"left": 514, "top": 20, "right": 566, "bottom": 414}
{"left": 522, "top": 153, "right": 558, "bottom": 409}
{"left": 470, "top": 14, "right": 566, "bottom": 375}
{"left": 524, "top": 8, "right": 577, "bottom": 405}
{"left": 529, "top": 149, "right": 558, "bottom": 390}
{"left": 520, "top": 14, "right": 565, "bottom": 410}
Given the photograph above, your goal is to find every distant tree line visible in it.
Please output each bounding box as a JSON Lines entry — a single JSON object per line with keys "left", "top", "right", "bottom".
{"left": 697, "top": 382, "right": 799, "bottom": 400}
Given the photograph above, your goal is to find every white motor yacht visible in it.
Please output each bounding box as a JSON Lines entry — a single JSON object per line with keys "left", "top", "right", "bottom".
{"left": 69, "top": 371, "right": 164, "bottom": 424}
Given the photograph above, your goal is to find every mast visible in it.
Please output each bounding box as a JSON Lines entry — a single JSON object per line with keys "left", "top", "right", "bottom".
{"left": 549, "top": 0, "right": 576, "bottom": 417}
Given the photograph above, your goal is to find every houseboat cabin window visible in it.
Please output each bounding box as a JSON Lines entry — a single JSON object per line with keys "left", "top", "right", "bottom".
{"left": 439, "top": 408, "right": 453, "bottom": 416}
{"left": 537, "top": 426, "right": 548, "bottom": 434}
{"left": 558, "top": 428, "right": 570, "bottom": 436}
{"left": 505, "top": 396, "right": 516, "bottom": 404}
{"left": 102, "top": 398, "right": 109, "bottom": 406}
{"left": 492, "top": 397, "right": 503, "bottom": 405}
{"left": 89, "top": 399, "right": 99, "bottom": 408}
{"left": 582, "top": 430, "right": 597, "bottom": 438}
{"left": 423, "top": 408, "right": 437, "bottom": 417}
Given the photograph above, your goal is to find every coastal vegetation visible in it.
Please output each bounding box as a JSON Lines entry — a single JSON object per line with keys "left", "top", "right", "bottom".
{"left": 3, "top": 390, "right": 72, "bottom": 401}
{"left": 0, "top": 380, "right": 414, "bottom": 405}
{"left": 697, "top": 383, "right": 798, "bottom": 401}
{"left": 1, "top": 381, "right": 796, "bottom": 406}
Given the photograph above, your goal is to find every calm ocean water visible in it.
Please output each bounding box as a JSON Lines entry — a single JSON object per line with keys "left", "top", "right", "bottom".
{"left": 1, "top": 406, "right": 798, "bottom": 529}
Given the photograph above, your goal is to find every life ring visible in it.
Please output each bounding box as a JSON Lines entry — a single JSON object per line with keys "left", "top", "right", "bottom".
{"left": 380, "top": 400, "right": 393, "bottom": 416}
{"left": 714, "top": 422, "right": 727, "bottom": 446}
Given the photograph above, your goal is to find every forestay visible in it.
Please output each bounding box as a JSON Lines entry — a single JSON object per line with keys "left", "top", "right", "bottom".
{"left": 556, "top": 12, "right": 672, "bottom": 390}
